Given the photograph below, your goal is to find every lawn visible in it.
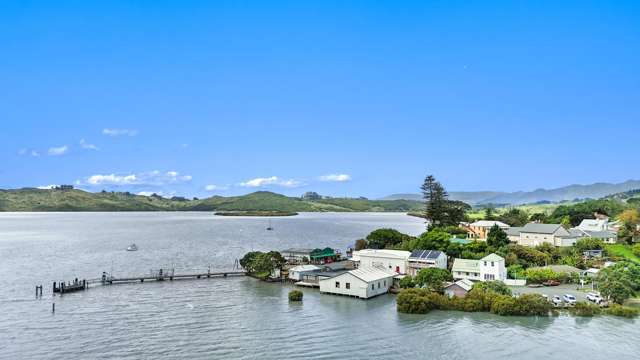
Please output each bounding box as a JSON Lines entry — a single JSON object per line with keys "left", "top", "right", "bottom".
{"left": 606, "top": 244, "right": 640, "bottom": 263}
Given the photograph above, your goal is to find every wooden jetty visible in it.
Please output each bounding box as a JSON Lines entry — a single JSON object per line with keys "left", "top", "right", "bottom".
{"left": 47, "top": 268, "right": 246, "bottom": 296}
{"left": 97, "top": 268, "right": 246, "bottom": 285}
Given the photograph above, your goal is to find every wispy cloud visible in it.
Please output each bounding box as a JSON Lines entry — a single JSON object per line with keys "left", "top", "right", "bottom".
{"left": 18, "top": 148, "right": 40, "bottom": 157}
{"left": 205, "top": 184, "right": 229, "bottom": 191}
{"left": 238, "top": 176, "right": 303, "bottom": 188}
{"left": 48, "top": 145, "right": 69, "bottom": 156}
{"left": 79, "top": 170, "right": 192, "bottom": 187}
{"left": 319, "top": 174, "right": 352, "bottom": 182}
{"left": 79, "top": 139, "right": 99, "bottom": 150}
{"left": 102, "top": 128, "right": 139, "bottom": 137}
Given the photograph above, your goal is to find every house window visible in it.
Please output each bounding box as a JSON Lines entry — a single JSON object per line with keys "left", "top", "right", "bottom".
{"left": 346, "top": 283, "right": 350, "bottom": 289}
{"left": 384, "top": 280, "right": 387, "bottom": 287}
{"left": 484, "top": 261, "right": 487, "bottom": 266}
{"left": 378, "top": 282, "right": 381, "bottom": 289}
{"left": 371, "top": 284, "right": 375, "bottom": 290}
{"left": 491, "top": 262, "right": 494, "bottom": 267}
{"left": 466, "top": 272, "right": 469, "bottom": 276}
{"left": 335, "top": 282, "right": 340, "bottom": 288}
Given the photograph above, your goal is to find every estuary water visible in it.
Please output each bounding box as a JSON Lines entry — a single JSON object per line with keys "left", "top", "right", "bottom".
{"left": 0, "top": 212, "right": 638, "bottom": 359}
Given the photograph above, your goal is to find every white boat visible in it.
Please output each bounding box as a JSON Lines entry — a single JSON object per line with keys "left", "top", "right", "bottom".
{"left": 126, "top": 244, "right": 138, "bottom": 251}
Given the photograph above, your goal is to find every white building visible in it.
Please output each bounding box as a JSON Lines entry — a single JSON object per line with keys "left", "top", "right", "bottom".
{"left": 288, "top": 264, "right": 321, "bottom": 281}
{"left": 407, "top": 249, "right": 448, "bottom": 276}
{"left": 514, "top": 223, "right": 579, "bottom": 247}
{"left": 451, "top": 253, "right": 506, "bottom": 282}
{"left": 281, "top": 248, "right": 314, "bottom": 264}
{"left": 319, "top": 267, "right": 395, "bottom": 299}
{"left": 354, "top": 249, "right": 411, "bottom": 274}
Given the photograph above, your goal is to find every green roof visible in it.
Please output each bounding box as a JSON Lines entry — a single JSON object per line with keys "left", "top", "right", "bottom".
{"left": 310, "top": 247, "right": 336, "bottom": 259}
{"left": 452, "top": 258, "right": 480, "bottom": 273}
{"left": 450, "top": 237, "right": 471, "bottom": 245}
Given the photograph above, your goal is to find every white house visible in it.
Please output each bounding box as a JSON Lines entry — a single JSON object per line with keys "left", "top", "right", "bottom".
{"left": 288, "top": 264, "right": 321, "bottom": 281}
{"left": 451, "top": 253, "right": 506, "bottom": 282}
{"left": 354, "top": 249, "right": 411, "bottom": 274}
{"left": 571, "top": 227, "right": 618, "bottom": 244}
{"left": 319, "top": 267, "right": 395, "bottom": 299}
{"left": 407, "top": 249, "right": 448, "bottom": 276}
{"left": 516, "top": 223, "right": 579, "bottom": 247}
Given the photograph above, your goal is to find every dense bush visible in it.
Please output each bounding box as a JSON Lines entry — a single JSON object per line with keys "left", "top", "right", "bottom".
{"left": 605, "top": 304, "right": 640, "bottom": 318}
{"left": 399, "top": 276, "right": 416, "bottom": 289}
{"left": 397, "top": 288, "right": 551, "bottom": 316}
{"left": 288, "top": 290, "right": 303, "bottom": 302}
{"left": 367, "top": 228, "right": 415, "bottom": 249}
{"left": 472, "top": 281, "right": 512, "bottom": 296}
{"left": 524, "top": 268, "right": 562, "bottom": 284}
{"left": 570, "top": 302, "right": 602, "bottom": 317}
{"left": 415, "top": 268, "right": 453, "bottom": 292}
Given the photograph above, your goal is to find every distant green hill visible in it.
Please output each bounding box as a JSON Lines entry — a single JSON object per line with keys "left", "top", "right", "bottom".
{"left": 0, "top": 188, "right": 423, "bottom": 213}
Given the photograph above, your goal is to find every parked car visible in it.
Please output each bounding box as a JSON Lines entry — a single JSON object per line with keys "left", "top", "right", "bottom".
{"left": 543, "top": 280, "right": 561, "bottom": 287}
{"left": 586, "top": 292, "right": 603, "bottom": 304}
{"left": 552, "top": 295, "right": 563, "bottom": 306}
{"left": 563, "top": 294, "right": 577, "bottom": 305}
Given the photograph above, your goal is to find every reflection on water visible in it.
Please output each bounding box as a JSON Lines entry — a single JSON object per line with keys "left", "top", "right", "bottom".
{"left": 0, "top": 212, "right": 638, "bottom": 359}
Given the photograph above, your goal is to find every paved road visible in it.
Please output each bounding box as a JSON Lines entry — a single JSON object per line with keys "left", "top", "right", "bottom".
{"left": 509, "top": 284, "right": 597, "bottom": 302}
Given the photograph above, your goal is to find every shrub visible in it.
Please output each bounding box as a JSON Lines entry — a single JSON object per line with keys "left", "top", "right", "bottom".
{"left": 570, "top": 302, "right": 602, "bottom": 317}
{"left": 415, "top": 268, "right": 453, "bottom": 292}
{"left": 490, "top": 295, "right": 518, "bottom": 316}
{"left": 605, "top": 304, "right": 640, "bottom": 318}
{"left": 399, "top": 276, "right": 416, "bottom": 289}
{"left": 524, "top": 268, "right": 561, "bottom": 284}
{"left": 515, "top": 294, "right": 553, "bottom": 316}
{"left": 473, "top": 281, "right": 512, "bottom": 296}
{"left": 288, "top": 290, "right": 303, "bottom": 302}
{"left": 397, "top": 288, "right": 437, "bottom": 314}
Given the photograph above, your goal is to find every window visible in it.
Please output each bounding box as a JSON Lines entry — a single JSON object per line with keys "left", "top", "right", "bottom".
{"left": 346, "top": 283, "right": 350, "bottom": 289}
{"left": 335, "top": 282, "right": 340, "bottom": 288}
{"left": 484, "top": 261, "right": 487, "bottom": 266}
{"left": 371, "top": 284, "right": 375, "bottom": 290}
{"left": 491, "top": 262, "right": 494, "bottom": 267}
{"left": 384, "top": 280, "right": 387, "bottom": 287}
{"left": 484, "top": 274, "right": 495, "bottom": 280}
{"left": 388, "top": 265, "right": 392, "bottom": 269}
{"left": 466, "top": 272, "right": 469, "bottom": 276}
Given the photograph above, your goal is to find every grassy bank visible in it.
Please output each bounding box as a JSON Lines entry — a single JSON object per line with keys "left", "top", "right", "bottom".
{"left": 606, "top": 244, "right": 640, "bottom": 263}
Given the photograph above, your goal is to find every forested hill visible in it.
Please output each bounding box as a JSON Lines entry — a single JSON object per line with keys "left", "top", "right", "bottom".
{"left": 0, "top": 188, "right": 424, "bottom": 212}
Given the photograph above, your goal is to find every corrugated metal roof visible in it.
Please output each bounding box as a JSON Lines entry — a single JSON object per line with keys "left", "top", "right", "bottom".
{"left": 347, "top": 267, "right": 396, "bottom": 282}
{"left": 452, "top": 258, "right": 480, "bottom": 273}
{"left": 356, "top": 249, "right": 411, "bottom": 259}
{"left": 290, "top": 265, "right": 321, "bottom": 272}
{"left": 506, "top": 227, "right": 523, "bottom": 236}
{"left": 521, "top": 223, "right": 564, "bottom": 234}
{"left": 481, "top": 253, "right": 504, "bottom": 262}
{"left": 470, "top": 220, "right": 510, "bottom": 228}
{"left": 445, "top": 279, "right": 475, "bottom": 291}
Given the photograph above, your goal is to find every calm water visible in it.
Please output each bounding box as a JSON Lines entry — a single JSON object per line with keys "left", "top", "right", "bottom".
{"left": 0, "top": 212, "right": 638, "bottom": 359}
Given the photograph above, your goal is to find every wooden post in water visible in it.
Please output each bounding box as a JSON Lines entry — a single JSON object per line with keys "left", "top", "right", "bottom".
{"left": 52, "top": 303, "right": 55, "bottom": 313}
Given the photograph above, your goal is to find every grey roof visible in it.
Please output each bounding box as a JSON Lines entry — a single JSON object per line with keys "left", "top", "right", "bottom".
{"left": 584, "top": 230, "right": 617, "bottom": 239}
{"left": 409, "top": 249, "right": 443, "bottom": 260}
{"left": 506, "top": 227, "right": 523, "bottom": 236}
{"left": 521, "top": 223, "right": 564, "bottom": 234}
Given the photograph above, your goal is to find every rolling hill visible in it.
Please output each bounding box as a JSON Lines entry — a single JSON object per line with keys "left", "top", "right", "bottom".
{"left": 0, "top": 189, "right": 424, "bottom": 213}
{"left": 382, "top": 180, "right": 640, "bottom": 205}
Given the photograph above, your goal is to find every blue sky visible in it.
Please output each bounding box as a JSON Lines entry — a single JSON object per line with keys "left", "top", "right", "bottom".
{"left": 1, "top": 1, "right": 639, "bottom": 198}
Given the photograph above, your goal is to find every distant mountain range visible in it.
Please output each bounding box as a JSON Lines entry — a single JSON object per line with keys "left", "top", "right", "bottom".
{"left": 0, "top": 189, "right": 423, "bottom": 212}
{"left": 381, "top": 180, "right": 640, "bottom": 205}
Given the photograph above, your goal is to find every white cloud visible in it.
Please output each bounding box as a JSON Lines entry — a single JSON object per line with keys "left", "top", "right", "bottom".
{"left": 79, "top": 139, "right": 99, "bottom": 150}
{"left": 18, "top": 148, "right": 40, "bottom": 157}
{"left": 205, "top": 184, "right": 229, "bottom": 191}
{"left": 238, "top": 176, "right": 303, "bottom": 188}
{"left": 80, "top": 170, "right": 192, "bottom": 187}
{"left": 37, "top": 184, "right": 59, "bottom": 189}
{"left": 102, "top": 128, "right": 139, "bottom": 137}
{"left": 319, "top": 174, "right": 352, "bottom": 182}
{"left": 48, "top": 145, "right": 69, "bottom": 156}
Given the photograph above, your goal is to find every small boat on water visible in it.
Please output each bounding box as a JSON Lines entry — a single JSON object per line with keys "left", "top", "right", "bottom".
{"left": 266, "top": 220, "right": 274, "bottom": 231}
{"left": 126, "top": 244, "right": 138, "bottom": 251}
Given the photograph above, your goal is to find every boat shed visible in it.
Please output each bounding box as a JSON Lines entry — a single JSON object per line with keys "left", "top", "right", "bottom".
{"left": 319, "top": 267, "right": 395, "bottom": 299}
